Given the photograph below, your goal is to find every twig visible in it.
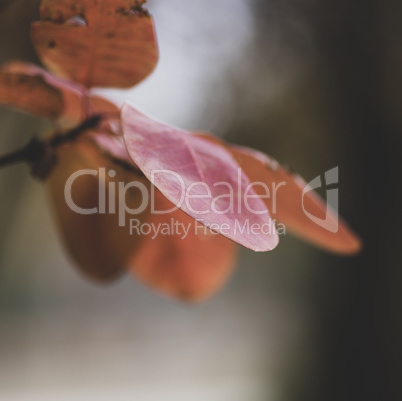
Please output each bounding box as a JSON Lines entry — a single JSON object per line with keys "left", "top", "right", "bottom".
{"left": 50, "top": 114, "right": 103, "bottom": 146}
{"left": 0, "top": 115, "right": 102, "bottom": 176}
{"left": 0, "top": 144, "right": 30, "bottom": 168}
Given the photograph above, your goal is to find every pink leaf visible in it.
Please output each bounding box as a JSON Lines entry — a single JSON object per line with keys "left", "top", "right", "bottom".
{"left": 121, "top": 103, "right": 279, "bottom": 252}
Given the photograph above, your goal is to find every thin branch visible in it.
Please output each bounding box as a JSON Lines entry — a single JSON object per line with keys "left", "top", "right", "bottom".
{"left": 0, "top": 144, "right": 29, "bottom": 168}
{"left": 49, "top": 114, "right": 103, "bottom": 147}
{"left": 0, "top": 114, "right": 102, "bottom": 174}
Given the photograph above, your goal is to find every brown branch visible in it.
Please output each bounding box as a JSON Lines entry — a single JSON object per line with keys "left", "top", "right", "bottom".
{"left": 0, "top": 115, "right": 102, "bottom": 178}
{"left": 0, "top": 143, "right": 31, "bottom": 168}
{"left": 49, "top": 114, "right": 103, "bottom": 146}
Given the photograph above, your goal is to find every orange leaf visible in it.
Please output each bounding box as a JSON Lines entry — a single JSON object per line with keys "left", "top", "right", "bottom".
{"left": 130, "top": 188, "right": 237, "bottom": 301}
{"left": 0, "top": 62, "right": 84, "bottom": 124}
{"left": 0, "top": 63, "right": 63, "bottom": 119}
{"left": 230, "top": 145, "right": 362, "bottom": 255}
{"left": 47, "top": 140, "right": 150, "bottom": 282}
{"left": 0, "top": 62, "right": 123, "bottom": 127}
{"left": 31, "top": 0, "right": 158, "bottom": 88}
{"left": 196, "top": 133, "right": 361, "bottom": 254}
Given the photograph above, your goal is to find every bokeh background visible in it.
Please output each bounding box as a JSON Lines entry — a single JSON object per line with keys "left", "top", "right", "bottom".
{"left": 0, "top": 0, "right": 401, "bottom": 400}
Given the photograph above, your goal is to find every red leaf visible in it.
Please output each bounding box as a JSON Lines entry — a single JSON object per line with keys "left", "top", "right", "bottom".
{"left": 130, "top": 188, "right": 237, "bottom": 301}
{"left": 121, "top": 103, "right": 279, "bottom": 252}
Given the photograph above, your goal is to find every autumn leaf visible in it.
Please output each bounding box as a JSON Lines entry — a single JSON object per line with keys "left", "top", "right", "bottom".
{"left": 0, "top": 62, "right": 125, "bottom": 129}
{"left": 193, "top": 133, "right": 361, "bottom": 254}
{"left": 130, "top": 188, "right": 237, "bottom": 301}
{"left": 31, "top": 0, "right": 158, "bottom": 88}
{"left": 0, "top": 62, "right": 65, "bottom": 120}
{"left": 230, "top": 145, "right": 362, "bottom": 255}
{"left": 0, "top": 61, "right": 87, "bottom": 125}
{"left": 47, "top": 140, "right": 150, "bottom": 281}
{"left": 121, "top": 103, "right": 279, "bottom": 252}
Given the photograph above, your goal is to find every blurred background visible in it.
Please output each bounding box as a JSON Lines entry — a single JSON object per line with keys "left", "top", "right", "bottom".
{"left": 0, "top": 0, "right": 401, "bottom": 400}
